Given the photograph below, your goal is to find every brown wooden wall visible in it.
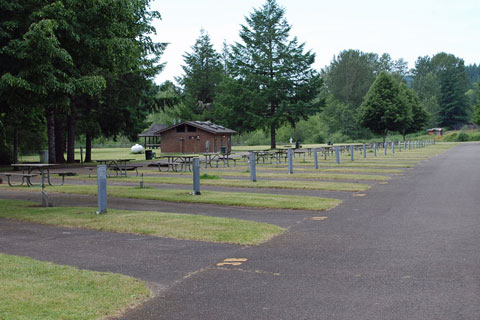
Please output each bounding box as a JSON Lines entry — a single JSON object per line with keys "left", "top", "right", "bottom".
{"left": 160, "top": 124, "right": 232, "bottom": 153}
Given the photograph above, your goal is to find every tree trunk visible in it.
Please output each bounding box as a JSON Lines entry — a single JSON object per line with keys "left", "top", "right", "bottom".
{"left": 67, "top": 102, "right": 76, "bottom": 163}
{"left": 54, "top": 114, "right": 66, "bottom": 163}
{"left": 85, "top": 132, "right": 92, "bottom": 162}
{"left": 46, "top": 109, "right": 56, "bottom": 164}
{"left": 382, "top": 131, "right": 387, "bottom": 145}
{"left": 270, "top": 122, "right": 276, "bottom": 149}
{"left": 12, "top": 126, "right": 18, "bottom": 165}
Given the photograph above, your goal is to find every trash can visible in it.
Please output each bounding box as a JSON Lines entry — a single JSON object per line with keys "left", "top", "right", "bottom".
{"left": 145, "top": 150, "right": 153, "bottom": 160}
{"left": 295, "top": 141, "right": 301, "bottom": 149}
{"left": 39, "top": 150, "right": 49, "bottom": 163}
{"left": 220, "top": 146, "right": 226, "bottom": 154}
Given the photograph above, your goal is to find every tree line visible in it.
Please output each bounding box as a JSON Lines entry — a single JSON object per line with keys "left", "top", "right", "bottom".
{"left": 162, "top": 0, "right": 479, "bottom": 146}
{"left": 0, "top": 0, "right": 166, "bottom": 164}
{"left": 1, "top": 0, "right": 479, "bottom": 164}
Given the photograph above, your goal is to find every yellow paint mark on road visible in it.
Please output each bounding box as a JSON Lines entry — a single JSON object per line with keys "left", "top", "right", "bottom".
{"left": 378, "top": 182, "right": 388, "bottom": 184}
{"left": 224, "top": 258, "right": 248, "bottom": 262}
{"left": 217, "top": 262, "right": 243, "bottom": 266}
{"left": 353, "top": 193, "right": 366, "bottom": 197}
{"left": 311, "top": 216, "right": 328, "bottom": 221}
{"left": 217, "top": 258, "right": 248, "bottom": 267}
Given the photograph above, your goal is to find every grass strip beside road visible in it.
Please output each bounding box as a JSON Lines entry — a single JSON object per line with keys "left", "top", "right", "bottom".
{"left": 0, "top": 199, "right": 284, "bottom": 245}
{"left": 174, "top": 170, "right": 390, "bottom": 181}
{"left": 0, "top": 252, "right": 149, "bottom": 320}
{"left": 207, "top": 167, "right": 404, "bottom": 174}
{"left": 77, "top": 175, "right": 369, "bottom": 192}
{"left": 33, "top": 185, "right": 343, "bottom": 211}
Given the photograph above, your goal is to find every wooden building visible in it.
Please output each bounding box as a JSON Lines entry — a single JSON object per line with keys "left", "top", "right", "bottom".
{"left": 427, "top": 128, "right": 443, "bottom": 136}
{"left": 156, "top": 121, "right": 236, "bottom": 153}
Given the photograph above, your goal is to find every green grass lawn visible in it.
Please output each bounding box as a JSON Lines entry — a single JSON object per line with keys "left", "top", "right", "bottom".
{"left": 0, "top": 199, "right": 284, "bottom": 245}
{"left": 5, "top": 185, "right": 342, "bottom": 211}
{"left": 75, "top": 174, "right": 369, "bottom": 191}
{"left": 204, "top": 166, "right": 403, "bottom": 174}
{"left": 172, "top": 170, "right": 390, "bottom": 181}
{"left": 0, "top": 253, "right": 150, "bottom": 320}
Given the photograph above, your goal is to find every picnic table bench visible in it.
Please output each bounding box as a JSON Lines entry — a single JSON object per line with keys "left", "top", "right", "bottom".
{"left": 151, "top": 155, "right": 198, "bottom": 172}
{"left": 110, "top": 164, "right": 143, "bottom": 176}
{"left": 5, "top": 173, "right": 38, "bottom": 187}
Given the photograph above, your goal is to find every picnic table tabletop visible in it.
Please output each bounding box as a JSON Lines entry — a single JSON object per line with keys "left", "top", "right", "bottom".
{"left": 11, "top": 163, "right": 60, "bottom": 187}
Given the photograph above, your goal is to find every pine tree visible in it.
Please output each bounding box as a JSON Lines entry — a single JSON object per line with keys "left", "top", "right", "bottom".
{"left": 216, "top": 0, "right": 322, "bottom": 148}
{"left": 176, "top": 29, "right": 224, "bottom": 120}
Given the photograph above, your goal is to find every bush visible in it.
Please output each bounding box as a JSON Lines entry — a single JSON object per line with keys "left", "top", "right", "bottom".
{"left": 312, "top": 133, "right": 325, "bottom": 144}
{"left": 469, "top": 133, "right": 480, "bottom": 141}
{"left": 456, "top": 132, "right": 469, "bottom": 142}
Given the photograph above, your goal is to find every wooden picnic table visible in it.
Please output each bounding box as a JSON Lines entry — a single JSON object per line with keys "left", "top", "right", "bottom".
{"left": 10, "top": 163, "right": 60, "bottom": 187}
{"left": 155, "top": 155, "right": 198, "bottom": 172}
{"left": 202, "top": 152, "right": 237, "bottom": 168}
{"left": 94, "top": 159, "right": 135, "bottom": 177}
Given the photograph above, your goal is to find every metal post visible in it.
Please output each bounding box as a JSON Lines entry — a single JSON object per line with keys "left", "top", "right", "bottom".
{"left": 288, "top": 148, "right": 293, "bottom": 174}
{"left": 384, "top": 142, "right": 387, "bottom": 155}
{"left": 374, "top": 143, "right": 377, "bottom": 157}
{"left": 313, "top": 148, "right": 318, "bottom": 169}
{"left": 350, "top": 145, "right": 354, "bottom": 161}
{"left": 398, "top": 141, "right": 401, "bottom": 151}
{"left": 363, "top": 144, "right": 366, "bottom": 158}
{"left": 41, "top": 169, "right": 48, "bottom": 207}
{"left": 392, "top": 142, "right": 395, "bottom": 154}
{"left": 192, "top": 158, "right": 201, "bottom": 195}
{"left": 335, "top": 146, "right": 340, "bottom": 164}
{"left": 249, "top": 152, "right": 256, "bottom": 182}
{"left": 97, "top": 165, "right": 107, "bottom": 214}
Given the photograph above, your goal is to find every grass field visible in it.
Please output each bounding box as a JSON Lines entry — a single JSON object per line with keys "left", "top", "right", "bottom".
{"left": 74, "top": 174, "right": 370, "bottom": 191}
{"left": 0, "top": 253, "right": 150, "bottom": 320}
{"left": 0, "top": 199, "right": 284, "bottom": 245}
{"left": 3, "top": 184, "right": 342, "bottom": 211}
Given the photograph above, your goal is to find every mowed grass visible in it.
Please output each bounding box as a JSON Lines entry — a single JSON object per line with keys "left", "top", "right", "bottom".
{"left": 0, "top": 199, "right": 284, "bottom": 245}
{"left": 76, "top": 174, "right": 369, "bottom": 191}
{"left": 211, "top": 166, "right": 403, "bottom": 174}
{"left": 15, "top": 185, "right": 342, "bottom": 211}
{"left": 173, "top": 170, "right": 390, "bottom": 181}
{"left": 0, "top": 252, "right": 150, "bottom": 320}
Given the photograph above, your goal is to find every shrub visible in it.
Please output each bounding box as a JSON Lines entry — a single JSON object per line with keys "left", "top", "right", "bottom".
{"left": 456, "top": 132, "right": 469, "bottom": 142}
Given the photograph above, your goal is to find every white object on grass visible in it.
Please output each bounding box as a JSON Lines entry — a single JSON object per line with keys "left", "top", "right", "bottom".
{"left": 131, "top": 144, "right": 145, "bottom": 154}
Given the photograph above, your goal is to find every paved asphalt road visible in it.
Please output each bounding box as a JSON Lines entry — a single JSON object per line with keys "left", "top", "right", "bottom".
{"left": 1, "top": 143, "right": 479, "bottom": 319}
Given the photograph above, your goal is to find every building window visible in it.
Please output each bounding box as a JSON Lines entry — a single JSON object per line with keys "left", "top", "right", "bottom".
{"left": 176, "top": 125, "right": 185, "bottom": 133}
{"left": 187, "top": 125, "right": 197, "bottom": 132}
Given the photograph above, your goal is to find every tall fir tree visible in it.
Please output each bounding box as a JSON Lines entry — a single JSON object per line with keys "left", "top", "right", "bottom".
{"left": 176, "top": 29, "right": 224, "bottom": 121}
{"left": 216, "top": 0, "right": 322, "bottom": 148}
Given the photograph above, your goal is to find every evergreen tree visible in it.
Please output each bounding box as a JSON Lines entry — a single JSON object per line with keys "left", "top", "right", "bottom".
{"left": 216, "top": 0, "right": 322, "bottom": 148}
{"left": 176, "top": 29, "right": 224, "bottom": 120}
{"left": 437, "top": 63, "right": 470, "bottom": 128}
{"left": 412, "top": 53, "right": 470, "bottom": 129}
{"left": 398, "top": 82, "right": 429, "bottom": 140}
{"left": 358, "top": 71, "right": 409, "bottom": 143}
{"left": 472, "top": 88, "right": 480, "bottom": 126}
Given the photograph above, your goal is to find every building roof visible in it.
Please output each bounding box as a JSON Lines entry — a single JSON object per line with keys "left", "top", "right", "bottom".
{"left": 138, "top": 124, "right": 169, "bottom": 137}
{"left": 155, "top": 121, "right": 237, "bottom": 135}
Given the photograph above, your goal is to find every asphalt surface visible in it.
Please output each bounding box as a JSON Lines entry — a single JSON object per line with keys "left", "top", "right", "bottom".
{"left": 1, "top": 143, "right": 479, "bottom": 319}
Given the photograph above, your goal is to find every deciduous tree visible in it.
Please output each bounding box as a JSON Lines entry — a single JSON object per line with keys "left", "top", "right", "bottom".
{"left": 358, "top": 71, "right": 409, "bottom": 143}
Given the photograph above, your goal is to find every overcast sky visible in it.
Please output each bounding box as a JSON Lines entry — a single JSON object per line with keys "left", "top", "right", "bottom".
{"left": 150, "top": 0, "right": 480, "bottom": 84}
